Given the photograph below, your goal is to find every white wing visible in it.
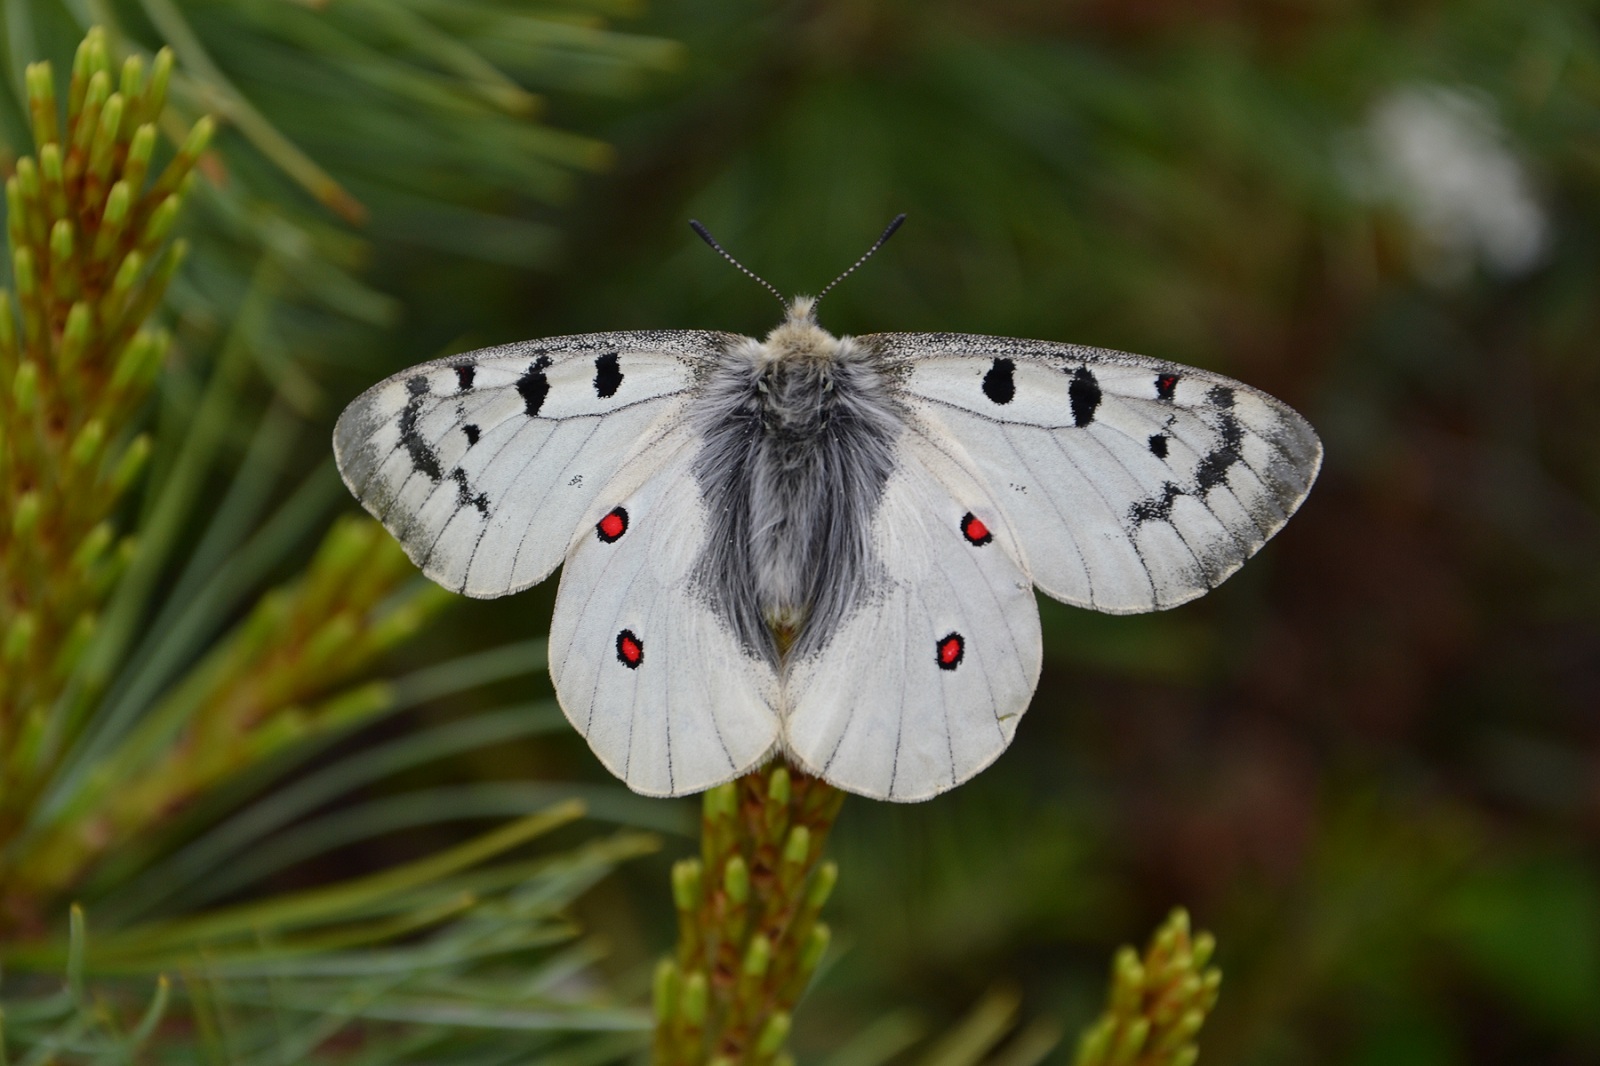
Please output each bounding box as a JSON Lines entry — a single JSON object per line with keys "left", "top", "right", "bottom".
{"left": 548, "top": 425, "right": 782, "bottom": 797}
{"left": 868, "top": 333, "right": 1322, "bottom": 613}
{"left": 334, "top": 331, "right": 732, "bottom": 598}
{"left": 784, "top": 431, "right": 1042, "bottom": 801}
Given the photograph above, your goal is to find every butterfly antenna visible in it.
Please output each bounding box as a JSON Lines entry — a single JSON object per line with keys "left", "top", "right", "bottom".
{"left": 689, "top": 220, "right": 787, "bottom": 310}
{"left": 815, "top": 213, "right": 907, "bottom": 306}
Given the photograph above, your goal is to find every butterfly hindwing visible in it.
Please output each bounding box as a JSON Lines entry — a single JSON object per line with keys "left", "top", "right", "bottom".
{"left": 870, "top": 333, "right": 1323, "bottom": 613}
{"left": 334, "top": 331, "right": 732, "bottom": 598}
{"left": 784, "top": 431, "right": 1042, "bottom": 801}
{"left": 548, "top": 427, "right": 782, "bottom": 797}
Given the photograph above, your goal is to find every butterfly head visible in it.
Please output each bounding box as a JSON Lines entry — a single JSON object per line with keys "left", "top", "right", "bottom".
{"left": 762, "top": 295, "right": 839, "bottom": 364}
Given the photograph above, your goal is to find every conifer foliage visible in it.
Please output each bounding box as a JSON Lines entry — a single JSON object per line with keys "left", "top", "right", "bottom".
{"left": 1, "top": 27, "right": 210, "bottom": 913}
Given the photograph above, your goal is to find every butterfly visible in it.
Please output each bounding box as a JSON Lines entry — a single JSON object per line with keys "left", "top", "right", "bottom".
{"left": 333, "top": 217, "right": 1322, "bottom": 802}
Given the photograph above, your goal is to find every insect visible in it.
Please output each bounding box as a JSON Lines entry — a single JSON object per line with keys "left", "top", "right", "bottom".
{"left": 334, "top": 217, "right": 1321, "bottom": 801}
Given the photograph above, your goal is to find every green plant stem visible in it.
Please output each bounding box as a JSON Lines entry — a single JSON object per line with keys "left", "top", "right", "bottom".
{"left": 654, "top": 763, "right": 844, "bottom": 1066}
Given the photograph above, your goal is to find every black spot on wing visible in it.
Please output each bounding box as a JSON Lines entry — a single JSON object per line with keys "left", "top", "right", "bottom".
{"left": 1130, "top": 481, "right": 1183, "bottom": 525}
{"left": 1194, "top": 410, "right": 1245, "bottom": 494}
{"left": 982, "top": 358, "right": 1015, "bottom": 405}
{"left": 593, "top": 351, "right": 623, "bottom": 398}
{"left": 451, "top": 467, "right": 489, "bottom": 514}
{"left": 463, "top": 424, "right": 480, "bottom": 446}
{"left": 516, "top": 355, "right": 553, "bottom": 416}
{"left": 455, "top": 364, "right": 475, "bottom": 391}
{"left": 1069, "top": 366, "right": 1101, "bottom": 427}
{"left": 1207, "top": 385, "right": 1236, "bottom": 408}
{"left": 1156, "top": 373, "right": 1179, "bottom": 401}
{"left": 398, "top": 376, "right": 442, "bottom": 481}
{"left": 1149, "top": 433, "right": 1169, "bottom": 459}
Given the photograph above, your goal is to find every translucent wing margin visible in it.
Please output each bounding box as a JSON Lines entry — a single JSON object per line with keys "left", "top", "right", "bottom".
{"left": 333, "top": 331, "right": 732, "bottom": 598}
{"left": 866, "top": 332, "right": 1323, "bottom": 613}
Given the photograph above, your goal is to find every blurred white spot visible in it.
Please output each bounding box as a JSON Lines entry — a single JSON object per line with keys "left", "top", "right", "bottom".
{"left": 1357, "top": 86, "right": 1547, "bottom": 284}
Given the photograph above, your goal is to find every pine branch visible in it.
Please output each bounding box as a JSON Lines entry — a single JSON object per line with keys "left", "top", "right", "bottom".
{"left": 0, "top": 28, "right": 206, "bottom": 886}
{"left": 0, "top": 26, "right": 452, "bottom": 936}
{"left": 654, "top": 764, "right": 845, "bottom": 1065}
{"left": 1074, "top": 909, "right": 1222, "bottom": 1066}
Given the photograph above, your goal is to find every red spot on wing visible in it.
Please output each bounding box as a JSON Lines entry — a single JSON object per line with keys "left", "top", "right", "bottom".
{"left": 597, "top": 506, "right": 629, "bottom": 543}
{"left": 936, "top": 632, "right": 964, "bottom": 671}
{"left": 616, "top": 629, "right": 643, "bottom": 669}
{"left": 1156, "top": 374, "right": 1179, "bottom": 400}
{"left": 960, "top": 512, "right": 992, "bottom": 546}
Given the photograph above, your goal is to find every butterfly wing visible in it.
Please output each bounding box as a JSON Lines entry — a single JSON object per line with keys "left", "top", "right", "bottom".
{"left": 548, "top": 424, "right": 782, "bottom": 797}
{"left": 865, "top": 333, "right": 1322, "bottom": 613}
{"left": 334, "top": 331, "right": 733, "bottom": 598}
{"left": 783, "top": 430, "right": 1042, "bottom": 801}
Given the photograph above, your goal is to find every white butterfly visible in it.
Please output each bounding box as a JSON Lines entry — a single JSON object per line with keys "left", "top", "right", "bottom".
{"left": 333, "top": 218, "right": 1321, "bottom": 802}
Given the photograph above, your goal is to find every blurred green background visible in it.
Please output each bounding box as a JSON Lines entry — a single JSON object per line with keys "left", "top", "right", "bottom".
{"left": 4, "top": 0, "right": 1599, "bottom": 1063}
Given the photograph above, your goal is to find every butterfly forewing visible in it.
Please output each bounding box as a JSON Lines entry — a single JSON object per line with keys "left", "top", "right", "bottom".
{"left": 873, "top": 333, "right": 1322, "bottom": 613}
{"left": 549, "top": 426, "right": 781, "bottom": 796}
{"left": 333, "top": 331, "right": 732, "bottom": 598}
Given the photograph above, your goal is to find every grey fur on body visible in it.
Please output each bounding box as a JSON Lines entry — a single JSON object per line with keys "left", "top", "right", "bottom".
{"left": 691, "top": 296, "right": 904, "bottom": 664}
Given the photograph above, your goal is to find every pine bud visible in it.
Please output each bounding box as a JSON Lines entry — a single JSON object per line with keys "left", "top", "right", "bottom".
{"left": 25, "top": 62, "right": 59, "bottom": 147}
{"left": 742, "top": 933, "right": 771, "bottom": 978}
{"left": 12, "top": 360, "right": 39, "bottom": 414}
{"left": 145, "top": 48, "right": 174, "bottom": 121}
{"left": 798, "top": 922, "right": 830, "bottom": 974}
{"left": 806, "top": 861, "right": 838, "bottom": 910}
{"left": 89, "top": 93, "right": 124, "bottom": 178}
{"left": 68, "top": 418, "right": 105, "bottom": 469}
{"left": 60, "top": 302, "right": 91, "bottom": 373}
{"left": 755, "top": 1012, "right": 792, "bottom": 1057}
{"left": 782, "top": 824, "right": 811, "bottom": 867}
{"left": 723, "top": 855, "right": 750, "bottom": 905}
{"left": 118, "top": 55, "right": 144, "bottom": 115}
{"left": 123, "top": 124, "right": 156, "bottom": 195}
{"left": 107, "top": 434, "right": 151, "bottom": 493}
{"left": 12, "top": 489, "right": 42, "bottom": 538}
{"left": 680, "top": 971, "right": 707, "bottom": 1026}
{"left": 653, "top": 959, "right": 678, "bottom": 1022}
{"left": 73, "top": 522, "right": 114, "bottom": 571}
{"left": 3, "top": 611, "right": 37, "bottom": 663}
{"left": 672, "top": 859, "right": 703, "bottom": 911}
